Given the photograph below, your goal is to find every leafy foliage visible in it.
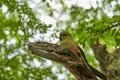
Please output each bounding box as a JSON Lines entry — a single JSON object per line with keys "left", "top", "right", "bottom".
{"left": 0, "top": 0, "right": 120, "bottom": 80}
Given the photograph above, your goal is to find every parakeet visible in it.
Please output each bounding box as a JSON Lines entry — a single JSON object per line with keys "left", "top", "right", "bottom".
{"left": 59, "top": 32, "right": 107, "bottom": 80}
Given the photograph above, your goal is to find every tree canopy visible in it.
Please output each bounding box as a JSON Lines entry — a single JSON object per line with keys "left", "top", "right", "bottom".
{"left": 0, "top": 0, "right": 120, "bottom": 80}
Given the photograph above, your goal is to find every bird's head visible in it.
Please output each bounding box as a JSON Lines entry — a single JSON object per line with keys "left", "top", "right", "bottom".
{"left": 59, "top": 32, "right": 72, "bottom": 41}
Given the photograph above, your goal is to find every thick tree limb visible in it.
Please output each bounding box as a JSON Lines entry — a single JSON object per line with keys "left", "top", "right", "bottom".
{"left": 28, "top": 41, "right": 109, "bottom": 80}
{"left": 28, "top": 42, "right": 64, "bottom": 63}
{"left": 91, "top": 40, "right": 109, "bottom": 73}
{"left": 91, "top": 39, "right": 120, "bottom": 80}
{"left": 28, "top": 41, "right": 84, "bottom": 80}
{"left": 28, "top": 41, "right": 81, "bottom": 64}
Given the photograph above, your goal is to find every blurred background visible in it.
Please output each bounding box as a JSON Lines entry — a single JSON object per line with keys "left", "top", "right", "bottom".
{"left": 0, "top": 0, "right": 120, "bottom": 80}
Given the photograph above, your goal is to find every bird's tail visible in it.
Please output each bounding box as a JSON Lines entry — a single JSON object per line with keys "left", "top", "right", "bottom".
{"left": 89, "top": 65, "right": 107, "bottom": 80}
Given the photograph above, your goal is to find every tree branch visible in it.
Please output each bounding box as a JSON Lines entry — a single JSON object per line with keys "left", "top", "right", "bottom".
{"left": 28, "top": 41, "right": 109, "bottom": 80}
{"left": 102, "top": 22, "right": 120, "bottom": 33}
{"left": 91, "top": 39, "right": 120, "bottom": 80}
{"left": 28, "top": 41, "right": 83, "bottom": 80}
{"left": 91, "top": 39, "right": 109, "bottom": 73}
{"left": 28, "top": 42, "right": 64, "bottom": 63}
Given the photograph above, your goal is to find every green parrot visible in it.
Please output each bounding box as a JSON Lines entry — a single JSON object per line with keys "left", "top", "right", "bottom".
{"left": 59, "top": 32, "right": 107, "bottom": 80}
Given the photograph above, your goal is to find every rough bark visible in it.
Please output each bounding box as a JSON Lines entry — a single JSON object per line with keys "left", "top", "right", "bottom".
{"left": 91, "top": 40, "right": 120, "bottom": 80}
{"left": 28, "top": 41, "right": 83, "bottom": 80}
{"left": 28, "top": 41, "right": 98, "bottom": 80}
{"left": 28, "top": 41, "right": 120, "bottom": 80}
